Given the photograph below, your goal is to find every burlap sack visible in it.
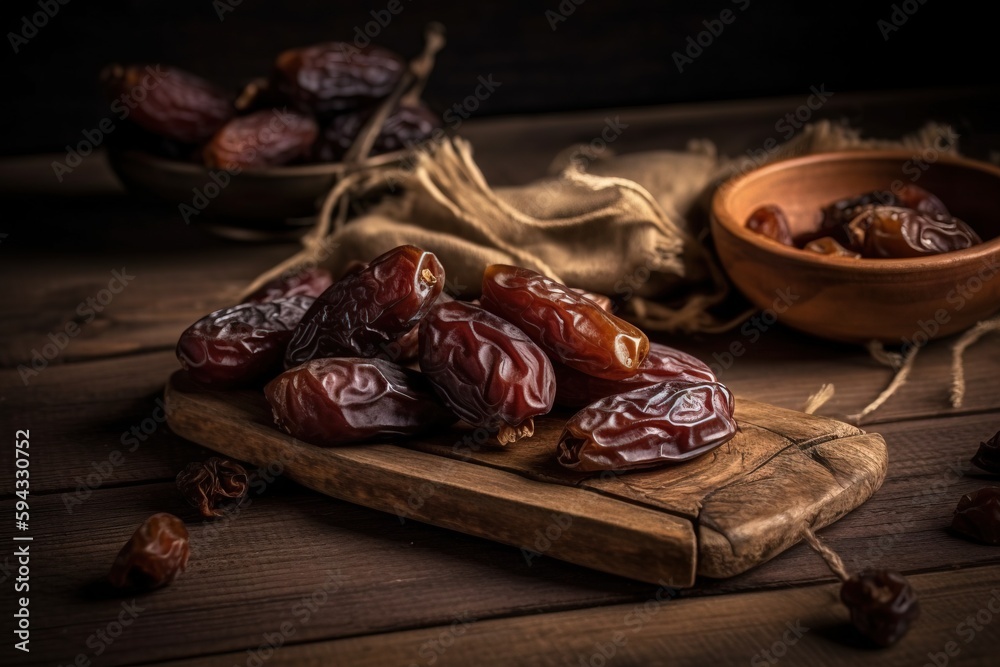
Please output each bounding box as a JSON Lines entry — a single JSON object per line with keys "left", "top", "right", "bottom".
{"left": 241, "top": 120, "right": 959, "bottom": 335}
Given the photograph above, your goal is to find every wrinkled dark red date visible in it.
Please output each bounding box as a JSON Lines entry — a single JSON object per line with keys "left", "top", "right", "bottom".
{"left": 847, "top": 206, "right": 982, "bottom": 258}
{"left": 272, "top": 43, "right": 405, "bottom": 115}
{"left": 109, "top": 513, "right": 190, "bottom": 590}
{"left": 840, "top": 570, "right": 920, "bottom": 647}
{"left": 265, "top": 358, "right": 455, "bottom": 446}
{"left": 972, "top": 431, "right": 1000, "bottom": 475}
{"left": 177, "top": 296, "right": 313, "bottom": 387}
{"left": 557, "top": 380, "right": 736, "bottom": 472}
{"left": 204, "top": 109, "right": 318, "bottom": 170}
{"left": 419, "top": 300, "right": 555, "bottom": 445}
{"left": 176, "top": 457, "right": 250, "bottom": 518}
{"left": 285, "top": 245, "right": 444, "bottom": 366}
{"left": 951, "top": 487, "right": 1000, "bottom": 545}
{"left": 553, "top": 342, "right": 716, "bottom": 409}
{"left": 312, "top": 102, "right": 440, "bottom": 162}
{"left": 480, "top": 265, "right": 649, "bottom": 381}
{"left": 745, "top": 205, "right": 794, "bottom": 246}
{"left": 102, "top": 64, "right": 233, "bottom": 144}
{"left": 802, "top": 236, "right": 861, "bottom": 258}
{"left": 896, "top": 183, "right": 949, "bottom": 217}
{"left": 247, "top": 267, "right": 334, "bottom": 303}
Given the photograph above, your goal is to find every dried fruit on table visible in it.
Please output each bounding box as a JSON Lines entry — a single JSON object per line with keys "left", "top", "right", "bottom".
{"left": 204, "top": 109, "right": 318, "bottom": 170}
{"left": 109, "top": 513, "right": 190, "bottom": 590}
{"left": 840, "top": 570, "right": 920, "bottom": 647}
{"left": 745, "top": 205, "right": 794, "bottom": 246}
{"left": 312, "top": 102, "right": 440, "bottom": 162}
{"left": 284, "top": 245, "right": 445, "bottom": 366}
{"left": 102, "top": 64, "right": 233, "bottom": 144}
{"left": 950, "top": 487, "right": 1000, "bottom": 545}
{"left": 176, "top": 457, "right": 250, "bottom": 518}
{"left": 556, "top": 380, "right": 736, "bottom": 472}
{"left": 419, "top": 300, "right": 556, "bottom": 445}
{"left": 554, "top": 342, "right": 716, "bottom": 409}
{"left": 971, "top": 431, "right": 1000, "bottom": 475}
{"left": 802, "top": 236, "right": 861, "bottom": 258}
{"left": 480, "top": 265, "right": 648, "bottom": 381}
{"left": 265, "top": 358, "right": 455, "bottom": 446}
{"left": 246, "top": 267, "right": 334, "bottom": 303}
{"left": 847, "top": 206, "right": 982, "bottom": 258}
{"left": 177, "top": 296, "right": 313, "bottom": 387}
{"left": 271, "top": 43, "right": 405, "bottom": 115}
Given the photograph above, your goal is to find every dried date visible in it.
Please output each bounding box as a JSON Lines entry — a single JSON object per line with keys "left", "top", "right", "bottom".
{"left": 847, "top": 206, "right": 982, "bottom": 258}
{"left": 972, "top": 431, "right": 1000, "bottom": 475}
{"left": 265, "top": 358, "right": 455, "bottom": 446}
{"left": 745, "top": 205, "right": 793, "bottom": 245}
{"left": 204, "top": 109, "right": 318, "bottom": 170}
{"left": 557, "top": 380, "right": 736, "bottom": 472}
{"left": 554, "top": 342, "right": 716, "bottom": 409}
{"left": 419, "top": 300, "right": 556, "bottom": 445}
{"left": 272, "top": 43, "right": 405, "bottom": 115}
{"left": 246, "top": 267, "right": 334, "bottom": 303}
{"left": 840, "top": 570, "right": 920, "bottom": 647}
{"left": 480, "top": 265, "right": 648, "bottom": 381}
{"left": 109, "top": 513, "right": 190, "bottom": 590}
{"left": 176, "top": 457, "right": 250, "bottom": 518}
{"left": 285, "top": 245, "right": 445, "bottom": 366}
{"left": 312, "top": 102, "right": 440, "bottom": 162}
{"left": 102, "top": 64, "right": 233, "bottom": 144}
{"left": 950, "top": 487, "right": 1000, "bottom": 545}
{"left": 895, "top": 183, "right": 949, "bottom": 217}
{"left": 177, "top": 296, "right": 313, "bottom": 387}
{"left": 802, "top": 236, "right": 861, "bottom": 258}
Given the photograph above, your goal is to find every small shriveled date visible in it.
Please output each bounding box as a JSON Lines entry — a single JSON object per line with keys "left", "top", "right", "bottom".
{"left": 553, "top": 342, "right": 716, "bottom": 409}
{"left": 204, "top": 109, "right": 318, "bottom": 170}
{"left": 176, "top": 457, "right": 250, "bottom": 518}
{"left": 802, "top": 236, "right": 860, "bottom": 258}
{"left": 177, "top": 296, "right": 313, "bottom": 387}
{"left": 557, "top": 380, "right": 736, "bottom": 472}
{"left": 745, "top": 205, "right": 793, "bottom": 246}
{"left": 109, "top": 513, "right": 190, "bottom": 590}
{"left": 272, "top": 43, "right": 405, "bottom": 115}
{"left": 312, "top": 102, "right": 441, "bottom": 162}
{"left": 840, "top": 570, "right": 920, "bottom": 647}
{"left": 972, "top": 431, "right": 1000, "bottom": 475}
{"left": 480, "top": 265, "right": 649, "bottom": 381}
{"left": 265, "top": 358, "right": 455, "bottom": 446}
{"left": 950, "top": 487, "right": 1000, "bottom": 545}
{"left": 285, "top": 245, "right": 444, "bottom": 366}
{"left": 102, "top": 64, "right": 233, "bottom": 144}
{"left": 246, "top": 267, "right": 334, "bottom": 303}
{"left": 419, "top": 300, "right": 556, "bottom": 445}
{"left": 847, "top": 206, "right": 982, "bottom": 258}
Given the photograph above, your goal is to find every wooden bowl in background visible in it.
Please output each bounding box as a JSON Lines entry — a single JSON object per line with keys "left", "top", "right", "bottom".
{"left": 711, "top": 150, "right": 1000, "bottom": 343}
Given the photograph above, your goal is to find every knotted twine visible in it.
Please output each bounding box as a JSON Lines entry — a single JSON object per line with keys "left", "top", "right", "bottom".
{"left": 241, "top": 120, "right": 995, "bottom": 421}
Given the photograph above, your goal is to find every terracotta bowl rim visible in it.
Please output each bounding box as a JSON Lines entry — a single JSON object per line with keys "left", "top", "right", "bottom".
{"left": 711, "top": 149, "right": 1000, "bottom": 274}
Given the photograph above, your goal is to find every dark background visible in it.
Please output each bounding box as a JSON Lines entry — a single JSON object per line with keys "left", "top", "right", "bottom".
{"left": 2, "top": 0, "right": 998, "bottom": 155}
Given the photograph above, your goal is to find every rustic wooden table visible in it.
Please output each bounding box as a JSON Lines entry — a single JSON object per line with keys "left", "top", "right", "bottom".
{"left": 2, "top": 88, "right": 999, "bottom": 666}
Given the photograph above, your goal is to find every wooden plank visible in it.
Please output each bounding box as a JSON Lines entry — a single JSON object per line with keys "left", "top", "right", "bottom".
{"left": 158, "top": 565, "right": 1000, "bottom": 667}
{"left": 6, "top": 410, "right": 999, "bottom": 666}
{"left": 164, "top": 371, "right": 886, "bottom": 584}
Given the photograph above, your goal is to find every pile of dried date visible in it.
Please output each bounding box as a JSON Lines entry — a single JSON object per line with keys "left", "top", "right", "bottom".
{"left": 746, "top": 183, "right": 982, "bottom": 258}
{"left": 101, "top": 41, "right": 439, "bottom": 170}
{"left": 176, "top": 245, "right": 738, "bottom": 471}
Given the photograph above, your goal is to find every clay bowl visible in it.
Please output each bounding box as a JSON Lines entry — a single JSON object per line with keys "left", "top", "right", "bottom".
{"left": 711, "top": 150, "right": 1000, "bottom": 343}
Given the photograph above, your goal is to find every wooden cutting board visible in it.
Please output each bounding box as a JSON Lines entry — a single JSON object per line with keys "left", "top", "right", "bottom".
{"left": 164, "top": 371, "right": 887, "bottom": 587}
